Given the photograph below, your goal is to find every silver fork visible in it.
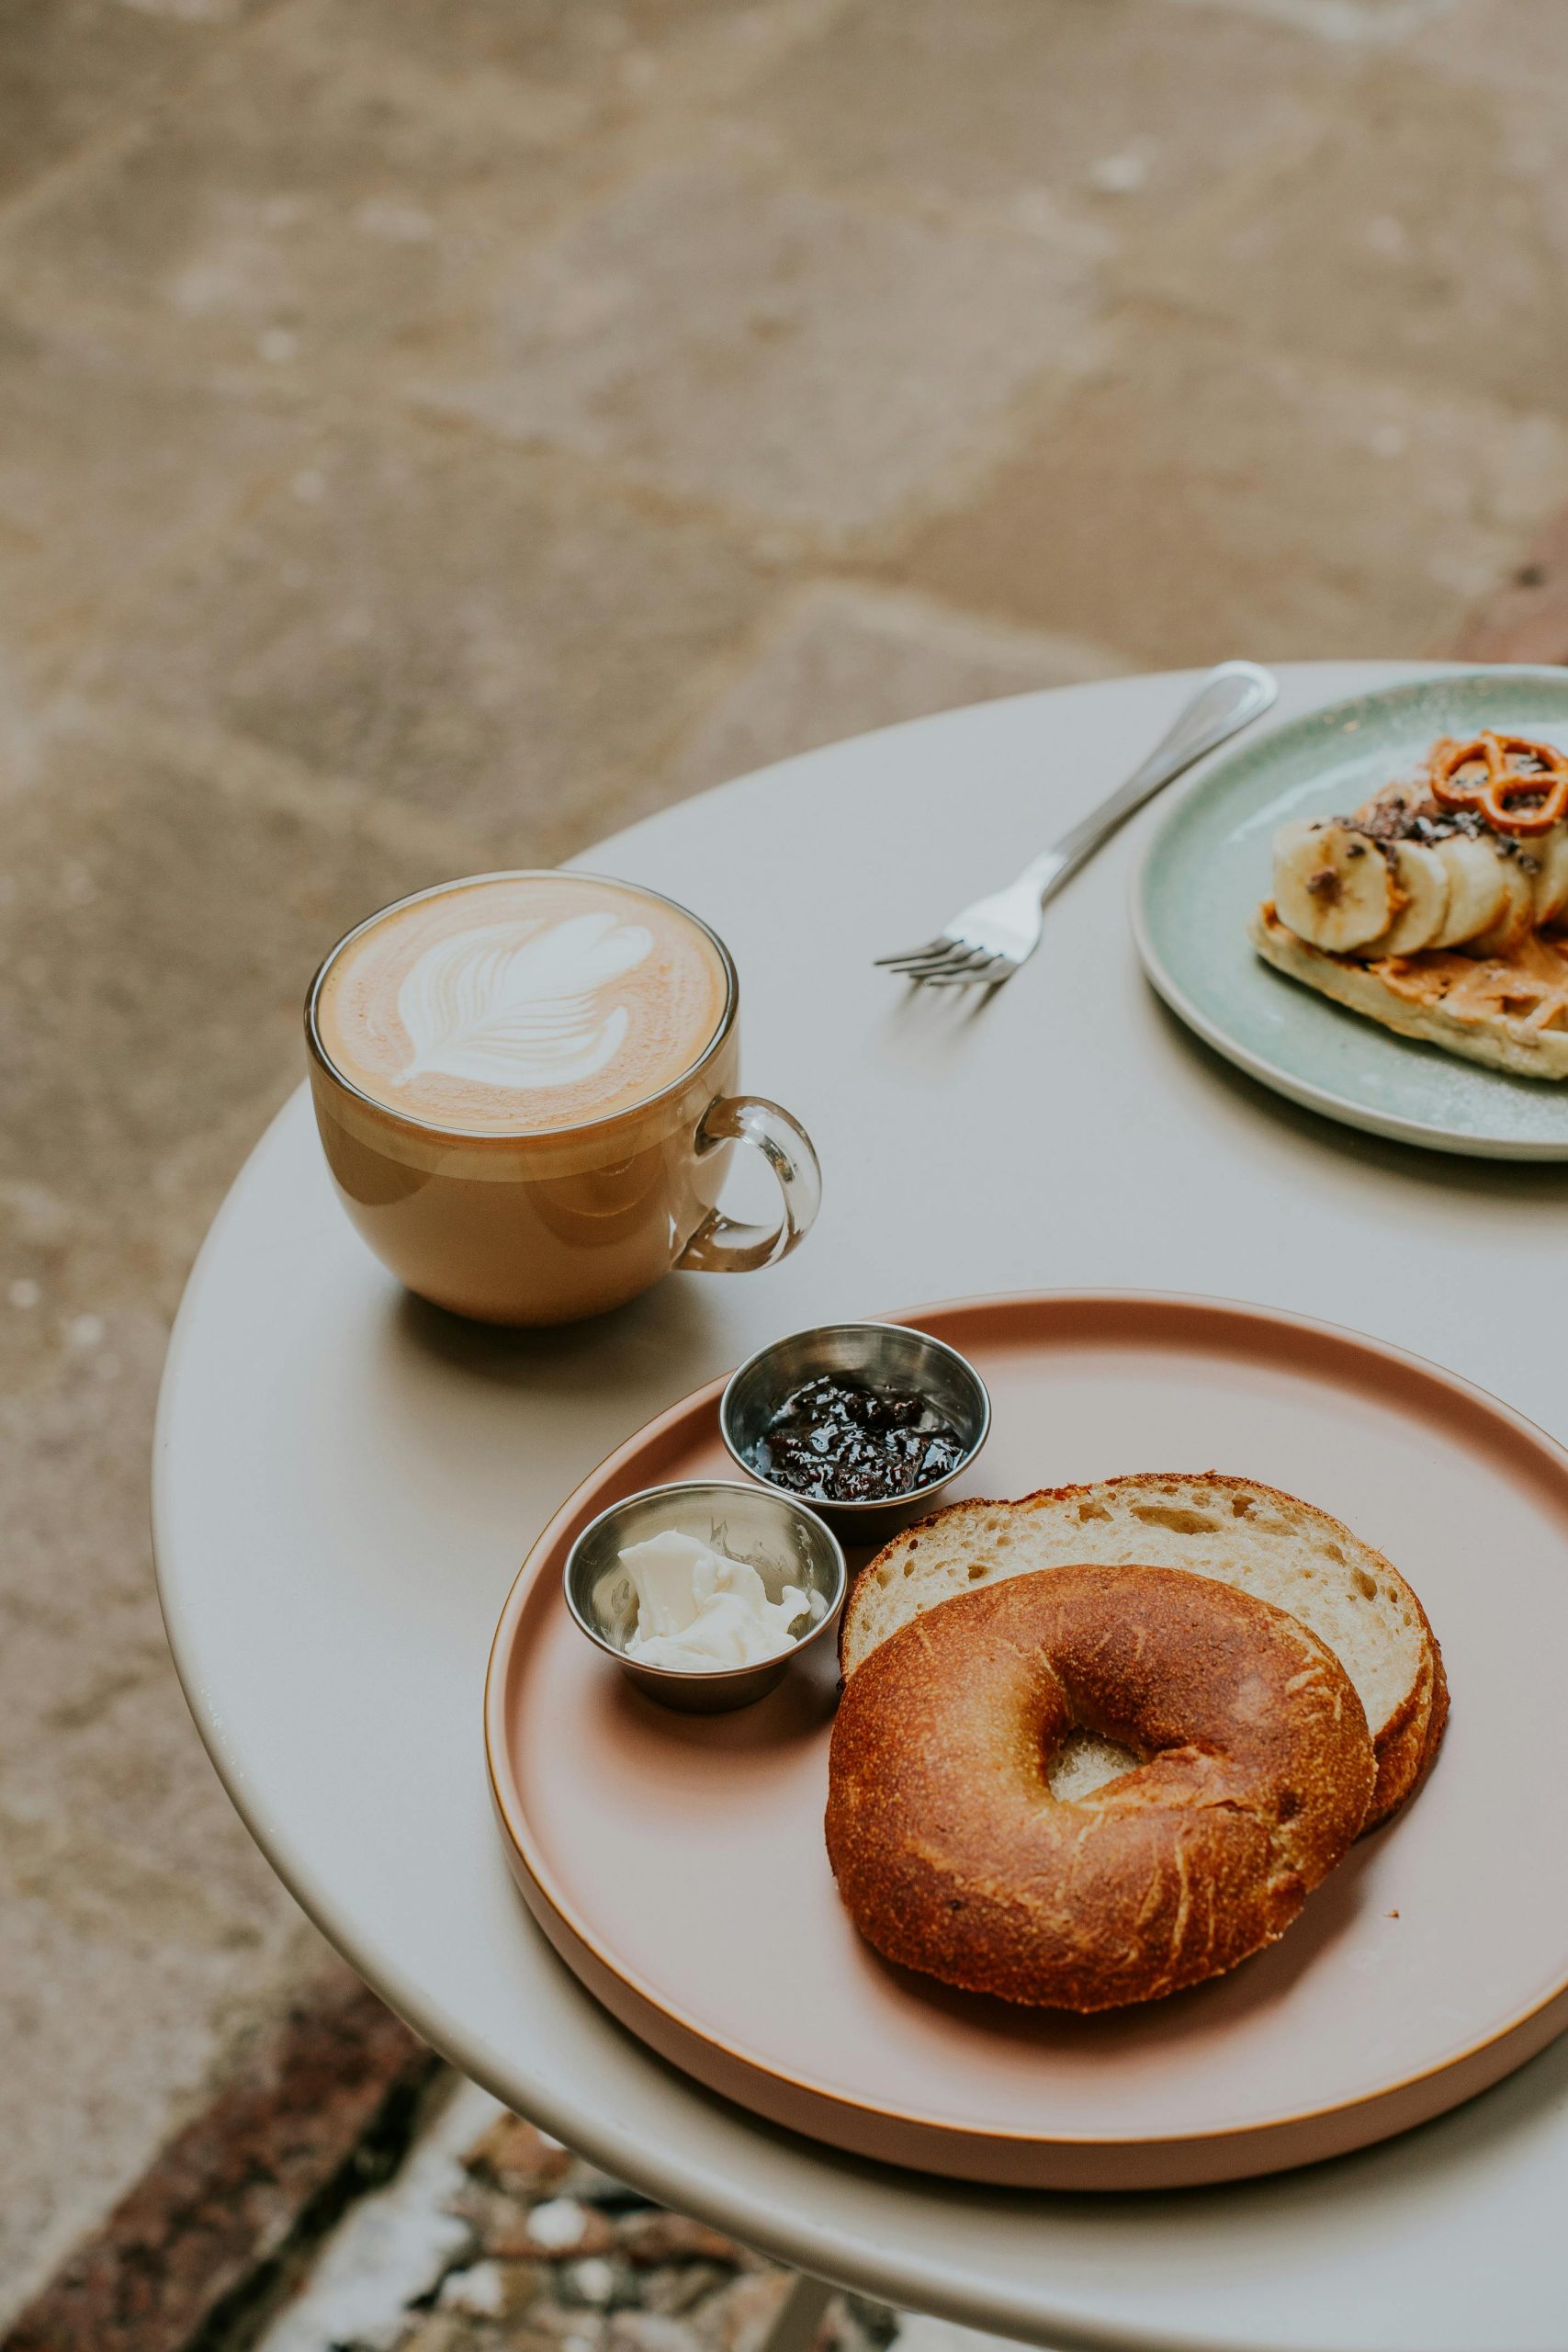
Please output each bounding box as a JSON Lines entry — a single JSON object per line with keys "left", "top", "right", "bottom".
{"left": 877, "top": 661, "right": 1279, "bottom": 988}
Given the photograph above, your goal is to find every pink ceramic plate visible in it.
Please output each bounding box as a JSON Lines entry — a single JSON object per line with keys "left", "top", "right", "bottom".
{"left": 485, "top": 1293, "right": 1568, "bottom": 2190}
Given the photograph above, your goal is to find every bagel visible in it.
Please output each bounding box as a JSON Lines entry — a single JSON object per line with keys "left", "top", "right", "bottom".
{"left": 841, "top": 1474, "right": 1446, "bottom": 1827}
{"left": 826, "top": 1564, "right": 1376, "bottom": 2012}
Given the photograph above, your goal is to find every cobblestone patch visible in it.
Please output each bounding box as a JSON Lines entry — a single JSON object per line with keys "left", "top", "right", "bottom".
{"left": 253, "top": 2079, "right": 902, "bottom": 2352}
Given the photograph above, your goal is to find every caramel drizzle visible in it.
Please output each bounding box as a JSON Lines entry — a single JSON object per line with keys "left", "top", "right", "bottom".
{"left": 1378, "top": 933, "right": 1568, "bottom": 1035}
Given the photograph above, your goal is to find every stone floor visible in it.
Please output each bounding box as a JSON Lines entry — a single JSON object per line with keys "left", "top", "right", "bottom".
{"left": 230, "top": 2077, "right": 1005, "bottom": 2352}
{"left": 247, "top": 2084, "right": 904, "bottom": 2352}
{"left": 3, "top": 0, "right": 1567, "bottom": 2328}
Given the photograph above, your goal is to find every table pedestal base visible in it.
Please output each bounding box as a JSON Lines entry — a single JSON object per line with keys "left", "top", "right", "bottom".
{"left": 761, "top": 2270, "right": 836, "bottom": 2352}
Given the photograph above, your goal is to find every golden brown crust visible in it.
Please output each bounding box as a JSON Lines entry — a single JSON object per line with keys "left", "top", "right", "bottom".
{"left": 1362, "top": 1644, "right": 1444, "bottom": 1826}
{"left": 1394, "top": 1640, "right": 1450, "bottom": 1816}
{"left": 826, "top": 1565, "right": 1376, "bottom": 2012}
{"left": 840, "top": 1470, "right": 1447, "bottom": 1829}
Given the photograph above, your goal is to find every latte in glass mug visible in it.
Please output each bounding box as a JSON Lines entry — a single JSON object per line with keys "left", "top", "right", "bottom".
{"left": 306, "top": 872, "right": 819, "bottom": 1326}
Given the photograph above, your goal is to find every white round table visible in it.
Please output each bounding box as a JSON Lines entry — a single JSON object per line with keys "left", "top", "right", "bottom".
{"left": 155, "top": 664, "right": 1568, "bottom": 2352}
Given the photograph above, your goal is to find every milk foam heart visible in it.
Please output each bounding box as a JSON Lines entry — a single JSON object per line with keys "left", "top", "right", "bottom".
{"left": 316, "top": 874, "right": 728, "bottom": 1133}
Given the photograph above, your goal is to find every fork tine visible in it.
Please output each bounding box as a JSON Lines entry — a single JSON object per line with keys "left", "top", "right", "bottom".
{"left": 925, "top": 955, "right": 1013, "bottom": 988}
{"left": 885, "top": 957, "right": 961, "bottom": 978}
{"left": 883, "top": 945, "right": 971, "bottom": 975}
{"left": 905, "top": 946, "right": 997, "bottom": 978}
{"left": 895, "top": 952, "right": 988, "bottom": 980}
{"left": 899, "top": 938, "right": 986, "bottom": 965}
{"left": 874, "top": 938, "right": 950, "bottom": 967}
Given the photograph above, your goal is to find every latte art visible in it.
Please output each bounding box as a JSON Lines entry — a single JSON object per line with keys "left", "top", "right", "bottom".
{"left": 394, "top": 912, "right": 654, "bottom": 1093}
{"left": 316, "top": 874, "right": 728, "bottom": 1134}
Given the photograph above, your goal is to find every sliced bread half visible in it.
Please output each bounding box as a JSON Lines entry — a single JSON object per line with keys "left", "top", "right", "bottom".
{"left": 840, "top": 1472, "right": 1447, "bottom": 1827}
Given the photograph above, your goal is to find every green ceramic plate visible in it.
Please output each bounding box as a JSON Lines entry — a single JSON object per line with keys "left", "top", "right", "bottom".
{"left": 1132, "top": 669, "right": 1568, "bottom": 1159}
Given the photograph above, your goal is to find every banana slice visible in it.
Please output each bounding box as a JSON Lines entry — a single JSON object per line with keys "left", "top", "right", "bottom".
{"left": 1273, "top": 820, "right": 1394, "bottom": 953}
{"left": 1374, "top": 840, "right": 1450, "bottom": 956}
{"left": 1527, "top": 824, "right": 1568, "bottom": 927}
{"left": 1472, "top": 857, "right": 1536, "bottom": 956}
{"left": 1431, "top": 834, "right": 1510, "bottom": 948}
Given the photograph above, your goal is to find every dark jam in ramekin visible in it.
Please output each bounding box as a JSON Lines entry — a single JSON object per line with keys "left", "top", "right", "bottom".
{"left": 752, "top": 1375, "right": 966, "bottom": 1505}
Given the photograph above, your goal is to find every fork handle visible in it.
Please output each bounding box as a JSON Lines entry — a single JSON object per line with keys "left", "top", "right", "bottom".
{"left": 1021, "top": 661, "right": 1278, "bottom": 900}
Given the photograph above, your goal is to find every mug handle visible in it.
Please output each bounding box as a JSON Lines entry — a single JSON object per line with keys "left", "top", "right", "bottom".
{"left": 674, "top": 1096, "right": 821, "bottom": 1274}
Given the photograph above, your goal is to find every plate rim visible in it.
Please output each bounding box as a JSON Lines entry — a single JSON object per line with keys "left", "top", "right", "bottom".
{"left": 1129, "top": 666, "right": 1568, "bottom": 1161}
{"left": 484, "top": 1286, "right": 1568, "bottom": 2165}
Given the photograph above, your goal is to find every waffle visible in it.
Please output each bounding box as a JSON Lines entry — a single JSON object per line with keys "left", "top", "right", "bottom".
{"left": 1250, "top": 902, "right": 1568, "bottom": 1080}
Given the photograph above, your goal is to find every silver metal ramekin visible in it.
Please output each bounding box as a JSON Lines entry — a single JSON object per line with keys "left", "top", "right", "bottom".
{"left": 718, "top": 1321, "right": 990, "bottom": 1549}
{"left": 563, "top": 1478, "right": 846, "bottom": 1714}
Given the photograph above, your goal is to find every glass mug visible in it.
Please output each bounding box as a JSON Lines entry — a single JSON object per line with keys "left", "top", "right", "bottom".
{"left": 305, "top": 871, "right": 820, "bottom": 1326}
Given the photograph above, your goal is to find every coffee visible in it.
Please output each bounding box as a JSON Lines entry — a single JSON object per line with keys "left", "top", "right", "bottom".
{"left": 307, "top": 871, "right": 818, "bottom": 1325}
{"left": 316, "top": 872, "right": 728, "bottom": 1133}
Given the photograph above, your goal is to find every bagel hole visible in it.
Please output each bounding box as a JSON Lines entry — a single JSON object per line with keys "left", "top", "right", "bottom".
{"left": 1077, "top": 1501, "right": 1111, "bottom": 1523}
{"left": 1047, "top": 1729, "right": 1143, "bottom": 1803}
{"left": 1354, "top": 1568, "right": 1377, "bottom": 1600}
